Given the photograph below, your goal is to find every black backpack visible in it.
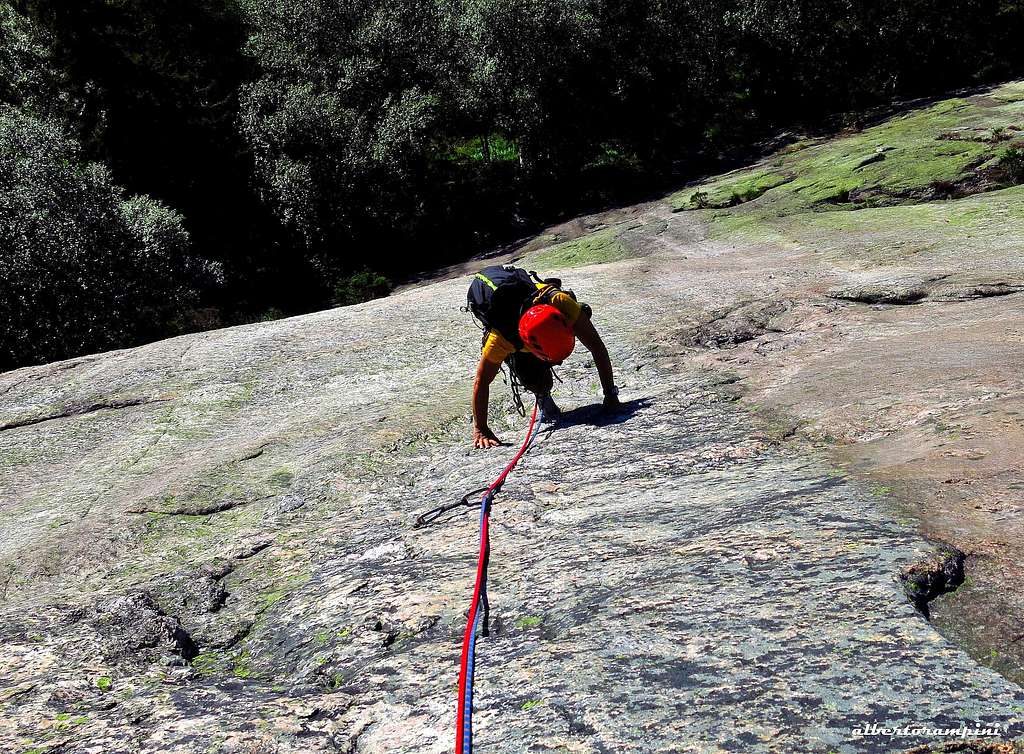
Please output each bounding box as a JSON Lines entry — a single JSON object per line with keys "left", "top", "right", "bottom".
{"left": 467, "top": 265, "right": 562, "bottom": 349}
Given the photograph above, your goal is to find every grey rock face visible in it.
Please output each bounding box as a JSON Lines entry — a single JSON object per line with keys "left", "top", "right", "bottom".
{"left": 1, "top": 229, "right": 1023, "bottom": 753}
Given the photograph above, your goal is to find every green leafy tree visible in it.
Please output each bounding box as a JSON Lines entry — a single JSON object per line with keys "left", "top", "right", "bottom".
{"left": 16, "top": 0, "right": 285, "bottom": 313}
{"left": 238, "top": 0, "right": 462, "bottom": 270}
{"left": 0, "top": 106, "right": 206, "bottom": 369}
{"left": 5, "top": 0, "right": 1024, "bottom": 370}
{"left": 456, "top": 0, "right": 603, "bottom": 173}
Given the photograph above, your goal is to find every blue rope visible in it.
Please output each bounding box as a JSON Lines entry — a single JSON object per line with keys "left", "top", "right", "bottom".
{"left": 460, "top": 493, "right": 490, "bottom": 752}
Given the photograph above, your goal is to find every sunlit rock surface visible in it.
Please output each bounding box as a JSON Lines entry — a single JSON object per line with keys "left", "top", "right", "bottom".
{"left": 4, "top": 83, "right": 1024, "bottom": 753}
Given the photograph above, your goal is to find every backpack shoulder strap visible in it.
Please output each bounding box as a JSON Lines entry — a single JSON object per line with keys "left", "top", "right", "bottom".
{"left": 528, "top": 279, "right": 577, "bottom": 309}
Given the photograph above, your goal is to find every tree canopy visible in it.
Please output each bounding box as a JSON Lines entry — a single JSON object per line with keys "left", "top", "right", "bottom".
{"left": 2, "top": 0, "right": 1023, "bottom": 368}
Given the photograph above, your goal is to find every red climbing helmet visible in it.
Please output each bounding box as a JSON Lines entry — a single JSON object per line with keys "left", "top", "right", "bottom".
{"left": 519, "top": 304, "right": 575, "bottom": 363}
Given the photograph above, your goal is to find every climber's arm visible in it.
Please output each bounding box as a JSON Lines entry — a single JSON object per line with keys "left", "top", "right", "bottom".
{"left": 573, "top": 310, "right": 618, "bottom": 406}
{"left": 472, "top": 356, "right": 503, "bottom": 448}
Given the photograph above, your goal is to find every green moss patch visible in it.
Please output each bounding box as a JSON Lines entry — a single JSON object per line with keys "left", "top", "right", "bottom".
{"left": 526, "top": 227, "right": 629, "bottom": 269}
{"left": 671, "top": 83, "right": 1024, "bottom": 229}
{"left": 190, "top": 652, "right": 227, "bottom": 677}
{"left": 515, "top": 615, "right": 543, "bottom": 629}
{"left": 755, "top": 183, "right": 1024, "bottom": 265}
{"left": 671, "top": 170, "right": 793, "bottom": 210}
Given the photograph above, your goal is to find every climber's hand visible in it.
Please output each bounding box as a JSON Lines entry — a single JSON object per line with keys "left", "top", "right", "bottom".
{"left": 473, "top": 425, "right": 502, "bottom": 449}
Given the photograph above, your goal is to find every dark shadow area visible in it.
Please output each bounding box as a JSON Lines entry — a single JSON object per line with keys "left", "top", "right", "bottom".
{"left": 8, "top": 0, "right": 1024, "bottom": 370}
{"left": 554, "top": 398, "right": 651, "bottom": 429}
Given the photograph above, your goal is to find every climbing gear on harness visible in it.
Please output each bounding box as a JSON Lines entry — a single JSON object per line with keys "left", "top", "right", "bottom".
{"left": 506, "top": 364, "right": 527, "bottom": 417}
{"left": 518, "top": 304, "right": 575, "bottom": 363}
{"left": 505, "top": 350, "right": 556, "bottom": 417}
{"left": 454, "top": 399, "right": 544, "bottom": 754}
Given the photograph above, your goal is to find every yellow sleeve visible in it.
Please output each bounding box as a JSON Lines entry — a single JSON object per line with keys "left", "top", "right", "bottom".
{"left": 481, "top": 329, "right": 515, "bottom": 364}
{"left": 549, "top": 290, "right": 582, "bottom": 325}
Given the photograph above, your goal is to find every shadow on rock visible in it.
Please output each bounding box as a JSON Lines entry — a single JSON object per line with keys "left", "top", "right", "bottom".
{"left": 554, "top": 397, "right": 650, "bottom": 428}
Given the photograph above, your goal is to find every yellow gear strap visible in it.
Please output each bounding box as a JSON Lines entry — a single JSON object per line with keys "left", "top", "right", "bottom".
{"left": 474, "top": 272, "right": 497, "bottom": 290}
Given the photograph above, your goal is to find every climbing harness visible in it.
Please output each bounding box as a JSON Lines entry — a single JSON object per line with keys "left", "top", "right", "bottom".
{"left": 505, "top": 361, "right": 528, "bottom": 418}
{"left": 449, "top": 399, "right": 544, "bottom": 754}
{"left": 506, "top": 354, "right": 562, "bottom": 418}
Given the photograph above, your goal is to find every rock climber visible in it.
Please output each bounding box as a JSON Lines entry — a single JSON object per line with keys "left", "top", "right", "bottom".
{"left": 466, "top": 265, "right": 619, "bottom": 449}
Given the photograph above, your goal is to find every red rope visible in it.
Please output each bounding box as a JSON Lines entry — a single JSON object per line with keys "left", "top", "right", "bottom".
{"left": 455, "top": 401, "right": 540, "bottom": 754}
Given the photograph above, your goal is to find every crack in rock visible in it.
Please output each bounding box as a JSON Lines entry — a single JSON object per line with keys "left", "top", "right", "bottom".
{"left": 129, "top": 494, "right": 274, "bottom": 517}
{"left": 676, "top": 299, "right": 794, "bottom": 349}
{"left": 929, "top": 282, "right": 1024, "bottom": 301}
{"left": 828, "top": 276, "right": 1024, "bottom": 306}
{"left": 230, "top": 538, "right": 274, "bottom": 560}
{"left": 899, "top": 544, "right": 967, "bottom": 621}
{"left": 0, "top": 396, "right": 168, "bottom": 432}
{"left": 236, "top": 446, "right": 268, "bottom": 462}
{"left": 129, "top": 499, "right": 248, "bottom": 516}
{"left": 91, "top": 592, "right": 198, "bottom": 666}
{"left": 828, "top": 283, "right": 933, "bottom": 305}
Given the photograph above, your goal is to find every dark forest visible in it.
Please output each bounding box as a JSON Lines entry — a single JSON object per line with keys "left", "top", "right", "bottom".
{"left": 3, "top": 0, "right": 1023, "bottom": 370}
